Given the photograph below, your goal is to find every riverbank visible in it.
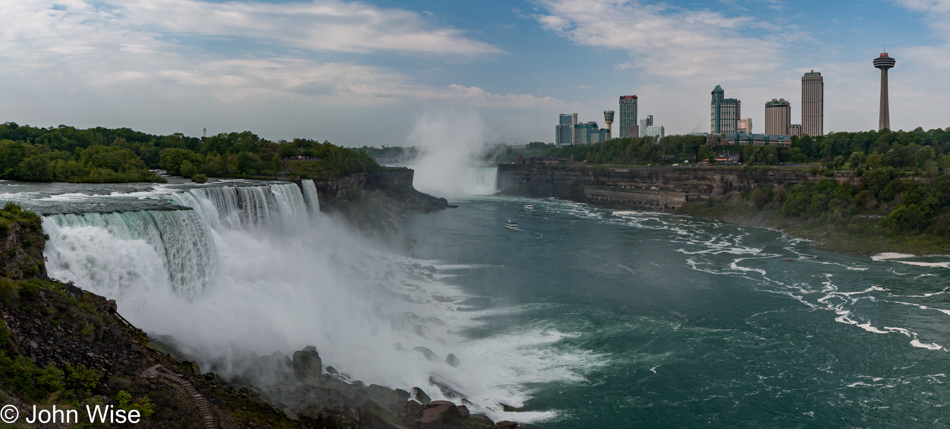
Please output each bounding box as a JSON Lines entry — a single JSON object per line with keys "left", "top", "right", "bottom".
{"left": 495, "top": 163, "right": 950, "bottom": 256}
{"left": 674, "top": 194, "right": 950, "bottom": 256}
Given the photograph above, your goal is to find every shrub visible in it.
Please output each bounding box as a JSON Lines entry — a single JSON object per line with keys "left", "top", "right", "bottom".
{"left": 117, "top": 390, "right": 155, "bottom": 417}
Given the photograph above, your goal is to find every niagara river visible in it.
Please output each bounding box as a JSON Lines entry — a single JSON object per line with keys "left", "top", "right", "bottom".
{"left": 4, "top": 173, "right": 950, "bottom": 427}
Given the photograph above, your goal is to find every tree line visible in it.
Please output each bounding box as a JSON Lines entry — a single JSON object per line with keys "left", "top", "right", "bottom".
{"left": 0, "top": 123, "right": 379, "bottom": 183}
{"left": 486, "top": 127, "right": 950, "bottom": 170}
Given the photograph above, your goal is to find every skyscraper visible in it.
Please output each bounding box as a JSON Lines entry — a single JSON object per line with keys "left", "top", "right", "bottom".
{"left": 639, "top": 114, "right": 653, "bottom": 137}
{"left": 789, "top": 124, "right": 802, "bottom": 138}
{"left": 874, "top": 52, "right": 896, "bottom": 130}
{"left": 710, "top": 85, "right": 740, "bottom": 134}
{"left": 574, "top": 122, "right": 601, "bottom": 145}
{"left": 765, "top": 98, "right": 791, "bottom": 135}
{"left": 557, "top": 113, "right": 577, "bottom": 146}
{"left": 802, "top": 71, "right": 823, "bottom": 136}
{"left": 738, "top": 118, "right": 753, "bottom": 134}
{"left": 645, "top": 125, "right": 665, "bottom": 140}
{"left": 619, "top": 95, "right": 638, "bottom": 139}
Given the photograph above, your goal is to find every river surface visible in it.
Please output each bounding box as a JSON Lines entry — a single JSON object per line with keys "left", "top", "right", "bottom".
{"left": 402, "top": 195, "right": 950, "bottom": 428}
{"left": 4, "top": 177, "right": 950, "bottom": 427}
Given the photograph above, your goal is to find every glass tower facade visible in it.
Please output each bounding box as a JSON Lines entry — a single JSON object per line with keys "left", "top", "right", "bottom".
{"left": 619, "top": 96, "right": 638, "bottom": 139}
{"left": 557, "top": 113, "right": 577, "bottom": 146}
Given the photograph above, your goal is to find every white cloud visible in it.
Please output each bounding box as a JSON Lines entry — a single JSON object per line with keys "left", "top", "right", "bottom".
{"left": 893, "top": 0, "right": 950, "bottom": 39}
{"left": 893, "top": 0, "right": 950, "bottom": 14}
{"left": 532, "top": 0, "right": 784, "bottom": 81}
{"left": 109, "top": 0, "right": 503, "bottom": 56}
{"left": 0, "top": 1, "right": 557, "bottom": 144}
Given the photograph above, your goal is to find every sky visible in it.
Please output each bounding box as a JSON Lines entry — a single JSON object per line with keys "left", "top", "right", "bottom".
{"left": 1, "top": 0, "right": 948, "bottom": 146}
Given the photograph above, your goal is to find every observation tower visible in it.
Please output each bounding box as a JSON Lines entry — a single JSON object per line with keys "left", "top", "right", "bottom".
{"left": 874, "top": 51, "right": 896, "bottom": 131}
{"left": 604, "top": 110, "right": 614, "bottom": 139}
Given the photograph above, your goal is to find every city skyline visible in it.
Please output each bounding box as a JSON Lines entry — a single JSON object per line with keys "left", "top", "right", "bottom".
{"left": 0, "top": 1, "right": 945, "bottom": 146}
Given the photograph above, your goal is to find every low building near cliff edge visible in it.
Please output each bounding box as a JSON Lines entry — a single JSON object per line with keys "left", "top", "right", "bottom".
{"left": 719, "top": 133, "right": 792, "bottom": 147}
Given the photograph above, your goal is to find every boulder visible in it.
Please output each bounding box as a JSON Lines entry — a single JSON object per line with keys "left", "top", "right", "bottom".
{"left": 188, "top": 361, "right": 201, "bottom": 376}
{"left": 429, "top": 375, "right": 465, "bottom": 399}
{"left": 497, "top": 421, "right": 520, "bottom": 428}
{"left": 445, "top": 353, "right": 460, "bottom": 368}
{"left": 420, "top": 401, "right": 462, "bottom": 428}
{"left": 292, "top": 346, "right": 322, "bottom": 380}
{"left": 456, "top": 405, "right": 470, "bottom": 418}
{"left": 282, "top": 408, "right": 299, "bottom": 421}
{"left": 426, "top": 400, "right": 455, "bottom": 408}
{"left": 411, "top": 387, "right": 431, "bottom": 405}
{"left": 413, "top": 346, "right": 439, "bottom": 362}
{"left": 367, "top": 384, "right": 401, "bottom": 408}
{"left": 500, "top": 403, "right": 522, "bottom": 412}
{"left": 395, "top": 388, "right": 411, "bottom": 401}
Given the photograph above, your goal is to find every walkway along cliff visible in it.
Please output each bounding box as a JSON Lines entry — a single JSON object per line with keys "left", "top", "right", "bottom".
{"left": 496, "top": 164, "right": 858, "bottom": 212}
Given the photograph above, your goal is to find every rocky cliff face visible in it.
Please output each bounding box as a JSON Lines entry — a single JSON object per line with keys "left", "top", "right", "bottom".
{"left": 312, "top": 168, "right": 449, "bottom": 240}
{"left": 0, "top": 204, "right": 47, "bottom": 280}
{"left": 498, "top": 164, "right": 857, "bottom": 211}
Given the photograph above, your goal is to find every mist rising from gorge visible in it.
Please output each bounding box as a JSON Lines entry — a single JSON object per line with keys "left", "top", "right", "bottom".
{"left": 406, "top": 109, "right": 498, "bottom": 198}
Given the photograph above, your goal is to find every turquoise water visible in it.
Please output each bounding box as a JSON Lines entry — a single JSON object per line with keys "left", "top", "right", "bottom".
{"left": 402, "top": 196, "right": 950, "bottom": 428}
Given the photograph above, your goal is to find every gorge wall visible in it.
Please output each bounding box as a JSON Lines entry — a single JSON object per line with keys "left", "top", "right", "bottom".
{"left": 497, "top": 164, "right": 858, "bottom": 211}
{"left": 310, "top": 168, "right": 449, "bottom": 239}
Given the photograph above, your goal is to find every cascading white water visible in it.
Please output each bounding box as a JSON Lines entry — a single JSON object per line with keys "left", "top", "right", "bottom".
{"left": 44, "top": 209, "right": 215, "bottom": 299}
{"left": 465, "top": 166, "right": 498, "bottom": 196}
{"left": 412, "top": 165, "right": 499, "bottom": 198}
{"left": 39, "top": 179, "right": 543, "bottom": 421}
{"left": 300, "top": 179, "right": 320, "bottom": 214}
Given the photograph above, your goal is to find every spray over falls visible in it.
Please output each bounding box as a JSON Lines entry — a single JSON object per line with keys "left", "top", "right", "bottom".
{"left": 32, "top": 180, "right": 550, "bottom": 422}
{"left": 406, "top": 110, "right": 500, "bottom": 198}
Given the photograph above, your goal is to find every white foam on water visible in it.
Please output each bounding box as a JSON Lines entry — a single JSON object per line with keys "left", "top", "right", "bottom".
{"left": 872, "top": 252, "right": 916, "bottom": 261}
{"left": 910, "top": 339, "right": 945, "bottom": 351}
{"left": 37, "top": 192, "right": 96, "bottom": 202}
{"left": 895, "top": 261, "right": 950, "bottom": 268}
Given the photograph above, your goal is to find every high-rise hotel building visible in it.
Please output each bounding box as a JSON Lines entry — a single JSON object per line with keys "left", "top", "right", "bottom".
{"left": 556, "top": 113, "right": 577, "bottom": 146}
{"left": 710, "top": 85, "right": 740, "bottom": 134}
{"left": 802, "top": 71, "right": 823, "bottom": 136}
{"left": 619, "top": 95, "right": 639, "bottom": 139}
{"left": 765, "top": 98, "right": 791, "bottom": 135}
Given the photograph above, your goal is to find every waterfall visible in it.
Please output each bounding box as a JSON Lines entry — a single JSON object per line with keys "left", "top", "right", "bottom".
{"left": 412, "top": 165, "right": 498, "bottom": 198}
{"left": 44, "top": 209, "right": 215, "bottom": 299}
{"left": 300, "top": 179, "right": 320, "bottom": 214}
{"left": 44, "top": 181, "right": 319, "bottom": 300}
{"left": 465, "top": 166, "right": 498, "bottom": 195}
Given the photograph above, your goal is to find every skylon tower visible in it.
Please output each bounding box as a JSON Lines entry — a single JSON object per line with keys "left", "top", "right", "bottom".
{"left": 874, "top": 51, "right": 896, "bottom": 131}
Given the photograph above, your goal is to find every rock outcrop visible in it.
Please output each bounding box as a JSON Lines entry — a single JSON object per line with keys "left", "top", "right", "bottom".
{"left": 0, "top": 203, "right": 47, "bottom": 279}
{"left": 311, "top": 168, "right": 449, "bottom": 240}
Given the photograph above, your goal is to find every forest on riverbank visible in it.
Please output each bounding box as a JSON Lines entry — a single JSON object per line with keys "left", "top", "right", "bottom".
{"left": 0, "top": 122, "right": 379, "bottom": 183}
{"left": 483, "top": 127, "right": 950, "bottom": 254}
{"left": 487, "top": 127, "right": 950, "bottom": 170}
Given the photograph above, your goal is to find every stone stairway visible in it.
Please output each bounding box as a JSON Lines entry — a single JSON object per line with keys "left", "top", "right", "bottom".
{"left": 144, "top": 364, "right": 217, "bottom": 429}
